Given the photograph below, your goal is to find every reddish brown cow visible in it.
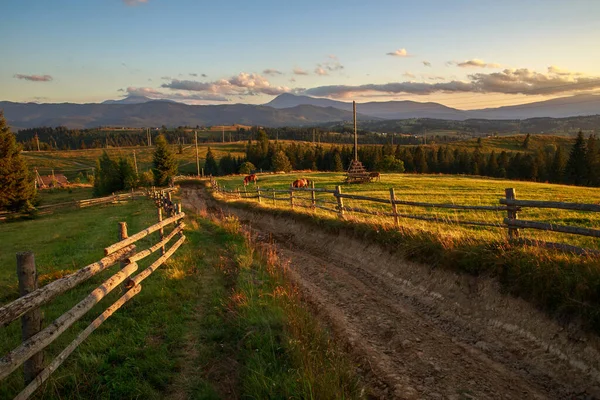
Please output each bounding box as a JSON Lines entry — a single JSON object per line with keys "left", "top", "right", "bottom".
{"left": 369, "top": 172, "right": 381, "bottom": 182}
{"left": 292, "top": 178, "right": 310, "bottom": 188}
{"left": 243, "top": 174, "right": 258, "bottom": 186}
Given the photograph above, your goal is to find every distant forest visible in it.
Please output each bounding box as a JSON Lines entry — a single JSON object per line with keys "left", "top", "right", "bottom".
{"left": 18, "top": 113, "right": 600, "bottom": 151}
{"left": 15, "top": 125, "right": 464, "bottom": 150}
{"left": 209, "top": 130, "right": 600, "bottom": 188}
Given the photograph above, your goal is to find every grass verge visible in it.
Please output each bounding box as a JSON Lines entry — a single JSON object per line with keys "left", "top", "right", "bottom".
{"left": 206, "top": 180, "right": 600, "bottom": 335}
{"left": 0, "top": 192, "right": 364, "bottom": 399}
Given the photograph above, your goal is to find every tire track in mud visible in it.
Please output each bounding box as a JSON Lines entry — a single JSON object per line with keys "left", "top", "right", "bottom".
{"left": 182, "top": 185, "right": 600, "bottom": 400}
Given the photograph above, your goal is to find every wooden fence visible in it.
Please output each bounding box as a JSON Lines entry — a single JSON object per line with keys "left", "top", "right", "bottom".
{"left": 0, "top": 189, "right": 186, "bottom": 399}
{"left": 210, "top": 177, "right": 600, "bottom": 256}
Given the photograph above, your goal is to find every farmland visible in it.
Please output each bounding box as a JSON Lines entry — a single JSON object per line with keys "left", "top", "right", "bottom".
{"left": 0, "top": 193, "right": 362, "bottom": 399}
{"left": 213, "top": 172, "right": 600, "bottom": 250}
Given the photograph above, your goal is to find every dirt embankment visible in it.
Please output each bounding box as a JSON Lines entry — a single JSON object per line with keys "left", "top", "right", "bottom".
{"left": 182, "top": 185, "right": 600, "bottom": 400}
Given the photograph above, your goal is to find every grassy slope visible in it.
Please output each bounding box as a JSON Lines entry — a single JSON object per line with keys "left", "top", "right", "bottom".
{"left": 0, "top": 192, "right": 363, "bottom": 399}
{"left": 22, "top": 142, "right": 247, "bottom": 180}
{"left": 212, "top": 173, "right": 600, "bottom": 332}
{"left": 216, "top": 172, "right": 600, "bottom": 250}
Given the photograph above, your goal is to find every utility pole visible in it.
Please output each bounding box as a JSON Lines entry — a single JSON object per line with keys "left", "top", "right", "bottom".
{"left": 353, "top": 100, "right": 358, "bottom": 162}
{"left": 195, "top": 131, "right": 200, "bottom": 177}
{"left": 391, "top": 132, "right": 394, "bottom": 146}
{"left": 312, "top": 129, "right": 315, "bottom": 145}
{"left": 222, "top": 126, "right": 225, "bottom": 143}
{"left": 34, "top": 133, "right": 40, "bottom": 151}
{"left": 133, "top": 150, "right": 138, "bottom": 174}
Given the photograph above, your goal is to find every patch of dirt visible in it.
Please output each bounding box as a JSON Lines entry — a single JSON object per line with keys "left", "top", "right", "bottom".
{"left": 181, "top": 184, "right": 600, "bottom": 400}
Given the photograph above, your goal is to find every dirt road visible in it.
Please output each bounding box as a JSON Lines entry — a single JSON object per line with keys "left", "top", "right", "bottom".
{"left": 182, "top": 185, "right": 600, "bottom": 400}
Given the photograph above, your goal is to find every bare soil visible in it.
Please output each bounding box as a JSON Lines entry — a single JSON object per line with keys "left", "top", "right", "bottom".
{"left": 181, "top": 185, "right": 600, "bottom": 400}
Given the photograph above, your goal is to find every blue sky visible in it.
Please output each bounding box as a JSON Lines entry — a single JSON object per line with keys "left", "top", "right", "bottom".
{"left": 2, "top": 0, "right": 599, "bottom": 109}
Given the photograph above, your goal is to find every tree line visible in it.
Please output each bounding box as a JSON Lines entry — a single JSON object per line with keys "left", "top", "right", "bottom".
{"left": 207, "top": 130, "right": 600, "bottom": 188}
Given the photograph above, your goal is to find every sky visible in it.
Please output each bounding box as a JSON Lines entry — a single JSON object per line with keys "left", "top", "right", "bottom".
{"left": 2, "top": 0, "right": 600, "bottom": 109}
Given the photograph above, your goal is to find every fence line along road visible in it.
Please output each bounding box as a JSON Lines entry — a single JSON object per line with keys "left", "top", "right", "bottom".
{"left": 210, "top": 177, "right": 600, "bottom": 256}
{"left": 0, "top": 188, "right": 186, "bottom": 400}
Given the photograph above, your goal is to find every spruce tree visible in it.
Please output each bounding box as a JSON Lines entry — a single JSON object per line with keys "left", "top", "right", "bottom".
{"left": 204, "top": 147, "right": 219, "bottom": 176}
{"left": 152, "top": 134, "right": 178, "bottom": 186}
{"left": 522, "top": 133, "right": 531, "bottom": 149}
{"left": 271, "top": 150, "right": 292, "bottom": 172}
{"left": 550, "top": 147, "right": 566, "bottom": 183}
{"left": 585, "top": 135, "right": 599, "bottom": 186}
{"left": 332, "top": 153, "right": 344, "bottom": 172}
{"left": 0, "top": 112, "right": 36, "bottom": 211}
{"left": 565, "top": 131, "right": 587, "bottom": 185}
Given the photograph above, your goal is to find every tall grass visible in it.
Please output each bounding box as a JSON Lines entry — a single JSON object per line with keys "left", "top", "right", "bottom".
{"left": 209, "top": 175, "right": 600, "bottom": 334}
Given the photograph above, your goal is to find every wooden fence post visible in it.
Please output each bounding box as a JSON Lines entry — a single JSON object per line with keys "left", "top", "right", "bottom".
{"left": 272, "top": 188, "right": 276, "bottom": 205}
{"left": 157, "top": 208, "right": 165, "bottom": 255}
{"left": 16, "top": 252, "right": 44, "bottom": 384}
{"left": 505, "top": 188, "right": 519, "bottom": 239}
{"left": 336, "top": 185, "right": 344, "bottom": 217}
{"left": 118, "top": 222, "right": 135, "bottom": 292}
{"left": 389, "top": 188, "right": 399, "bottom": 227}
{"left": 177, "top": 203, "right": 184, "bottom": 237}
{"left": 257, "top": 186, "right": 261, "bottom": 204}
{"left": 290, "top": 188, "right": 294, "bottom": 209}
{"left": 311, "top": 181, "right": 316, "bottom": 209}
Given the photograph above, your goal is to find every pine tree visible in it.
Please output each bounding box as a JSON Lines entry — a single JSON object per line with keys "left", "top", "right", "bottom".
{"left": 414, "top": 146, "right": 428, "bottom": 173}
{"left": 0, "top": 112, "right": 36, "bottom": 211}
{"left": 585, "top": 135, "right": 599, "bottom": 186}
{"left": 565, "top": 131, "right": 587, "bottom": 185}
{"left": 271, "top": 150, "right": 292, "bottom": 172}
{"left": 522, "top": 133, "right": 531, "bottom": 149}
{"left": 550, "top": 147, "right": 566, "bottom": 183}
{"left": 487, "top": 151, "right": 499, "bottom": 177}
{"left": 94, "top": 151, "right": 120, "bottom": 196}
{"left": 332, "top": 153, "right": 344, "bottom": 172}
{"left": 152, "top": 134, "right": 178, "bottom": 186}
{"left": 204, "top": 147, "right": 219, "bottom": 176}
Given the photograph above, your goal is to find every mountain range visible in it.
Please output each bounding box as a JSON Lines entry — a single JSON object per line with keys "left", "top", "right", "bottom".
{"left": 1, "top": 93, "right": 599, "bottom": 130}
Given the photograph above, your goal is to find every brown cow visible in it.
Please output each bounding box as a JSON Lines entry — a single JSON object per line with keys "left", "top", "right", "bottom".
{"left": 369, "top": 172, "right": 381, "bottom": 182}
{"left": 292, "top": 178, "right": 310, "bottom": 188}
{"left": 243, "top": 174, "right": 258, "bottom": 186}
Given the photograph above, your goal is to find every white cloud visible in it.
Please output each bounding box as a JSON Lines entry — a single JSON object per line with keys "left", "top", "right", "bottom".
{"left": 161, "top": 72, "right": 290, "bottom": 96}
{"left": 263, "top": 68, "right": 283, "bottom": 76}
{"left": 452, "top": 59, "right": 502, "bottom": 68}
{"left": 14, "top": 74, "right": 53, "bottom": 82}
{"left": 402, "top": 72, "right": 416, "bottom": 79}
{"left": 123, "top": 0, "right": 147, "bottom": 5}
{"left": 301, "top": 66, "right": 600, "bottom": 97}
{"left": 315, "top": 67, "right": 328, "bottom": 76}
{"left": 386, "top": 48, "right": 409, "bottom": 57}
{"left": 293, "top": 67, "right": 309, "bottom": 75}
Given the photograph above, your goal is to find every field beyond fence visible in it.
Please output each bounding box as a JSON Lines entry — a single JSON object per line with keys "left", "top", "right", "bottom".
{"left": 0, "top": 189, "right": 185, "bottom": 399}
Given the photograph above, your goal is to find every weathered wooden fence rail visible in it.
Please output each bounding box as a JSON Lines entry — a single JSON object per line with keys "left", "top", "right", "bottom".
{"left": 0, "top": 190, "right": 186, "bottom": 399}
{"left": 210, "top": 177, "right": 600, "bottom": 256}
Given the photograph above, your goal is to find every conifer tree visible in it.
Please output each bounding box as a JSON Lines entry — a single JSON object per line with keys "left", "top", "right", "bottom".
{"left": 550, "top": 146, "right": 566, "bottom": 183}
{"left": 271, "top": 150, "right": 292, "bottom": 172}
{"left": 586, "top": 135, "right": 599, "bottom": 186}
{"left": 204, "top": 147, "right": 219, "bottom": 176}
{"left": 332, "top": 152, "right": 344, "bottom": 172}
{"left": 152, "top": 134, "right": 178, "bottom": 186}
{"left": 565, "top": 131, "right": 587, "bottom": 185}
{"left": 0, "top": 112, "right": 36, "bottom": 211}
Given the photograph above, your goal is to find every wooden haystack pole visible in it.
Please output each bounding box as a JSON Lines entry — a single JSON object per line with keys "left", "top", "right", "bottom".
{"left": 345, "top": 101, "right": 371, "bottom": 183}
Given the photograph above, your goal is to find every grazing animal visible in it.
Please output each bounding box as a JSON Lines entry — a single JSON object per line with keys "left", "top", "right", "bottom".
{"left": 292, "top": 178, "right": 310, "bottom": 188}
{"left": 369, "top": 172, "right": 381, "bottom": 182}
{"left": 243, "top": 174, "right": 258, "bottom": 186}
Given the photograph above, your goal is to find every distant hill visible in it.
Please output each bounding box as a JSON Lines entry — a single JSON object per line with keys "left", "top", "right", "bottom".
{"left": 267, "top": 93, "right": 466, "bottom": 120}
{"left": 0, "top": 101, "right": 375, "bottom": 130}
{"left": 266, "top": 93, "right": 600, "bottom": 120}
{"left": 102, "top": 95, "right": 181, "bottom": 105}
{"left": 468, "top": 94, "right": 600, "bottom": 119}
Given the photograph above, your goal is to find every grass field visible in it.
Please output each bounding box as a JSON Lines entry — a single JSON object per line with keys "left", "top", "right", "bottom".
{"left": 214, "top": 172, "right": 600, "bottom": 251}
{"left": 211, "top": 173, "right": 600, "bottom": 333}
{"left": 0, "top": 191, "right": 363, "bottom": 399}
{"left": 22, "top": 142, "right": 248, "bottom": 180}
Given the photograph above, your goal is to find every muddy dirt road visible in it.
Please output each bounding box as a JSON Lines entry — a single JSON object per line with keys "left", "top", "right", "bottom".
{"left": 182, "top": 185, "right": 600, "bottom": 400}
